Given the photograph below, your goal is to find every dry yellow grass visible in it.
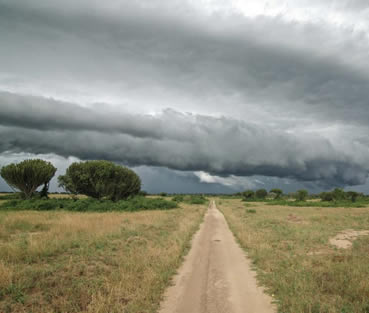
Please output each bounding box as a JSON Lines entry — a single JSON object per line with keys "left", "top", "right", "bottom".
{"left": 218, "top": 198, "right": 369, "bottom": 313}
{"left": 0, "top": 202, "right": 207, "bottom": 313}
{"left": 49, "top": 193, "right": 88, "bottom": 199}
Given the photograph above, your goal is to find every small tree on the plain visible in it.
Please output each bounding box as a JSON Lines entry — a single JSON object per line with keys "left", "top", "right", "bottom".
{"left": 346, "top": 191, "right": 360, "bottom": 203}
{"left": 333, "top": 188, "right": 346, "bottom": 201}
{"left": 255, "top": 189, "right": 267, "bottom": 199}
{"left": 320, "top": 192, "right": 334, "bottom": 202}
{"left": 296, "top": 189, "right": 308, "bottom": 201}
{"left": 58, "top": 160, "right": 141, "bottom": 201}
{"left": 242, "top": 190, "right": 255, "bottom": 201}
{"left": 270, "top": 188, "right": 283, "bottom": 199}
{"left": 0, "top": 159, "right": 57, "bottom": 199}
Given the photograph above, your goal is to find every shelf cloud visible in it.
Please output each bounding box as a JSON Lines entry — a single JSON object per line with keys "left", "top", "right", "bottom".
{"left": 1, "top": 0, "right": 369, "bottom": 192}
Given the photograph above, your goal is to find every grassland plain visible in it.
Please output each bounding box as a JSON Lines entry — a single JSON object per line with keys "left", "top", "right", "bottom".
{"left": 217, "top": 198, "right": 369, "bottom": 313}
{"left": 0, "top": 201, "right": 207, "bottom": 313}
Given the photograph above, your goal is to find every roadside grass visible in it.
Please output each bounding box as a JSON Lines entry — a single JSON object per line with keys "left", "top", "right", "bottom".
{"left": 218, "top": 198, "right": 369, "bottom": 313}
{"left": 0, "top": 197, "right": 178, "bottom": 212}
{"left": 268, "top": 199, "right": 369, "bottom": 208}
{"left": 0, "top": 201, "right": 208, "bottom": 313}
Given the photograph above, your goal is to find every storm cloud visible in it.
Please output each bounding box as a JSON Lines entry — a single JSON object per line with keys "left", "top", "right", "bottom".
{"left": 1, "top": 0, "right": 369, "bottom": 192}
{"left": 1, "top": 92, "right": 369, "bottom": 186}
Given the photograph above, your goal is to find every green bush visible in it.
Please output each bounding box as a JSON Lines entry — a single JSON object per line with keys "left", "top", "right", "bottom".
{"left": 187, "top": 195, "right": 207, "bottom": 205}
{"left": 58, "top": 160, "right": 141, "bottom": 201}
{"left": 172, "top": 195, "right": 185, "bottom": 202}
{"left": 296, "top": 189, "right": 308, "bottom": 201}
{"left": 0, "top": 193, "right": 22, "bottom": 200}
{"left": 320, "top": 191, "right": 334, "bottom": 202}
{"left": 320, "top": 189, "right": 363, "bottom": 203}
{"left": 270, "top": 188, "right": 283, "bottom": 199}
{"left": 242, "top": 190, "right": 255, "bottom": 201}
{"left": 255, "top": 189, "right": 267, "bottom": 199}
{"left": 0, "top": 197, "right": 178, "bottom": 212}
{"left": 0, "top": 159, "right": 56, "bottom": 199}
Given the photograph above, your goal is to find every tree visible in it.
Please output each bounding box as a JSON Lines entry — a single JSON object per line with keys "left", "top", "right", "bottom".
{"left": 0, "top": 159, "right": 56, "bottom": 199}
{"left": 346, "top": 191, "right": 360, "bottom": 203}
{"left": 270, "top": 188, "right": 283, "bottom": 199}
{"left": 296, "top": 189, "right": 308, "bottom": 201}
{"left": 332, "top": 188, "right": 345, "bottom": 201}
{"left": 58, "top": 160, "right": 141, "bottom": 201}
{"left": 255, "top": 189, "right": 267, "bottom": 199}
{"left": 320, "top": 191, "right": 334, "bottom": 202}
{"left": 242, "top": 190, "right": 255, "bottom": 201}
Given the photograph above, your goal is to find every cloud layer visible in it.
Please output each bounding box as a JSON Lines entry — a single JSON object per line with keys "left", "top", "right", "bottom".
{"left": 1, "top": 92, "right": 369, "bottom": 186}
{"left": 1, "top": 0, "right": 369, "bottom": 191}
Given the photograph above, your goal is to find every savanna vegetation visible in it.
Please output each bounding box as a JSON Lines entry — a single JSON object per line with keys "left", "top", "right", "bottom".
{"left": 232, "top": 187, "right": 369, "bottom": 208}
{"left": 217, "top": 198, "right": 369, "bottom": 313}
{"left": 0, "top": 159, "right": 210, "bottom": 313}
{"left": 0, "top": 201, "right": 208, "bottom": 313}
{"left": 2, "top": 158, "right": 369, "bottom": 313}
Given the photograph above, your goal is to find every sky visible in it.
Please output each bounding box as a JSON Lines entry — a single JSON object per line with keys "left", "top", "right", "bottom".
{"left": 1, "top": 0, "right": 369, "bottom": 194}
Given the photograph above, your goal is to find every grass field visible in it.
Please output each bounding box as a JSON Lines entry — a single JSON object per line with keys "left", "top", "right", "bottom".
{"left": 0, "top": 201, "right": 208, "bottom": 313}
{"left": 217, "top": 198, "right": 369, "bottom": 313}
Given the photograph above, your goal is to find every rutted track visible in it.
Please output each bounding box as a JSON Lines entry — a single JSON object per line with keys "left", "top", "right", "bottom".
{"left": 159, "top": 200, "right": 275, "bottom": 313}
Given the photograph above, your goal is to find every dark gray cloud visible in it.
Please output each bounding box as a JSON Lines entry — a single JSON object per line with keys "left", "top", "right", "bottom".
{"left": 1, "top": 0, "right": 369, "bottom": 192}
{"left": 1, "top": 92, "right": 369, "bottom": 186}
{"left": 1, "top": 0, "right": 369, "bottom": 125}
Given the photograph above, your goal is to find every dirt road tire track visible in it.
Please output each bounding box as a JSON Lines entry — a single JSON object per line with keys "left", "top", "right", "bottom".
{"left": 159, "top": 200, "right": 276, "bottom": 313}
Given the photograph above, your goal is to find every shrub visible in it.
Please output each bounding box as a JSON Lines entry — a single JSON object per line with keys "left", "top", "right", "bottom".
{"left": 320, "top": 190, "right": 362, "bottom": 202}
{"left": 346, "top": 191, "right": 360, "bottom": 202}
{"left": 332, "top": 188, "right": 346, "bottom": 201}
{"left": 58, "top": 161, "right": 141, "bottom": 201}
{"left": 0, "top": 159, "right": 56, "bottom": 199}
{"left": 242, "top": 190, "right": 255, "bottom": 201}
{"left": 172, "top": 195, "right": 185, "bottom": 202}
{"left": 159, "top": 192, "right": 167, "bottom": 197}
{"left": 0, "top": 193, "right": 22, "bottom": 200}
{"left": 187, "top": 195, "right": 207, "bottom": 205}
{"left": 320, "top": 192, "right": 334, "bottom": 202}
{"left": 138, "top": 191, "right": 148, "bottom": 197}
{"left": 296, "top": 189, "right": 308, "bottom": 201}
{"left": 255, "top": 189, "right": 267, "bottom": 199}
{"left": 270, "top": 189, "right": 283, "bottom": 199}
{"left": 0, "top": 197, "right": 177, "bottom": 212}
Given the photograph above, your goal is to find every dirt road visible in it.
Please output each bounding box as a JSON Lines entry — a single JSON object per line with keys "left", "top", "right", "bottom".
{"left": 159, "top": 200, "right": 276, "bottom": 313}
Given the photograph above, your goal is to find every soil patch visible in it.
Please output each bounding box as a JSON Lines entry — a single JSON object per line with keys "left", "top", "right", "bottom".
{"left": 329, "top": 229, "right": 369, "bottom": 249}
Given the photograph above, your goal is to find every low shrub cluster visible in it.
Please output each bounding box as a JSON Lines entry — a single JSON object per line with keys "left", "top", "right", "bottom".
{"left": 0, "top": 193, "right": 22, "bottom": 200}
{"left": 241, "top": 189, "right": 279, "bottom": 201}
{"left": 0, "top": 197, "right": 178, "bottom": 212}
{"left": 269, "top": 199, "right": 369, "bottom": 208}
{"left": 172, "top": 195, "right": 208, "bottom": 205}
{"left": 320, "top": 188, "right": 363, "bottom": 202}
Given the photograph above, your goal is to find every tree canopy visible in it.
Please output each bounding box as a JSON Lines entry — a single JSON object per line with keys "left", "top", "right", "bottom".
{"left": 58, "top": 160, "right": 141, "bottom": 201}
{"left": 255, "top": 189, "right": 267, "bottom": 199}
{"left": 0, "top": 159, "right": 57, "bottom": 199}
{"left": 270, "top": 188, "right": 283, "bottom": 199}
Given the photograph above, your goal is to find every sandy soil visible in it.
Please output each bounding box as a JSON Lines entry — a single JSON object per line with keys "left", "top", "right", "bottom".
{"left": 159, "top": 200, "right": 275, "bottom": 313}
{"left": 329, "top": 229, "right": 369, "bottom": 249}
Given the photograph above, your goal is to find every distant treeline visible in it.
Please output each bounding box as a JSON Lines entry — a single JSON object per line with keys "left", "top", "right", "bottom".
{"left": 226, "top": 188, "right": 367, "bottom": 203}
